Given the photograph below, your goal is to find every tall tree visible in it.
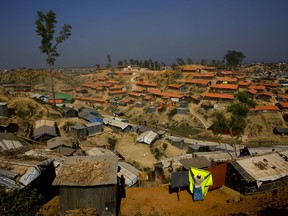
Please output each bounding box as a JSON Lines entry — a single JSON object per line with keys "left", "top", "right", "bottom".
{"left": 187, "top": 58, "right": 193, "bottom": 64}
{"left": 35, "top": 10, "right": 72, "bottom": 106}
{"left": 107, "top": 54, "right": 112, "bottom": 67}
{"left": 176, "top": 57, "right": 185, "bottom": 66}
{"left": 224, "top": 50, "right": 246, "bottom": 69}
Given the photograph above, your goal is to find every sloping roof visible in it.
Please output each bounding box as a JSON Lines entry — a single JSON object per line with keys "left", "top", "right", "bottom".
{"left": 248, "top": 85, "right": 266, "bottom": 90}
{"left": 118, "top": 161, "right": 140, "bottom": 187}
{"left": 247, "top": 89, "right": 258, "bottom": 95}
{"left": 183, "top": 79, "right": 211, "bottom": 85}
{"left": 0, "top": 133, "right": 23, "bottom": 151}
{"left": 257, "top": 91, "right": 273, "bottom": 97}
{"left": 204, "top": 92, "right": 234, "bottom": 100}
{"left": 277, "top": 94, "right": 288, "bottom": 99}
{"left": 108, "top": 90, "right": 127, "bottom": 95}
{"left": 85, "top": 147, "right": 115, "bottom": 156}
{"left": 238, "top": 81, "right": 252, "bottom": 86}
{"left": 249, "top": 105, "right": 279, "bottom": 112}
{"left": 81, "top": 83, "right": 98, "bottom": 89}
{"left": 233, "top": 153, "right": 288, "bottom": 182}
{"left": 181, "top": 67, "right": 199, "bottom": 71}
{"left": 128, "top": 92, "right": 141, "bottom": 97}
{"left": 179, "top": 156, "right": 211, "bottom": 169}
{"left": 248, "top": 147, "right": 288, "bottom": 156}
{"left": 194, "top": 151, "right": 233, "bottom": 162}
{"left": 135, "top": 81, "right": 158, "bottom": 87}
{"left": 33, "top": 120, "right": 57, "bottom": 139}
{"left": 109, "top": 85, "right": 123, "bottom": 90}
{"left": 161, "top": 92, "right": 184, "bottom": 99}
{"left": 277, "top": 102, "right": 288, "bottom": 108}
{"left": 261, "top": 83, "right": 279, "bottom": 87}
{"left": 158, "top": 154, "right": 192, "bottom": 168}
{"left": 54, "top": 92, "right": 73, "bottom": 100}
{"left": 137, "top": 131, "right": 158, "bottom": 145}
{"left": 103, "top": 117, "right": 129, "bottom": 130}
{"left": 190, "top": 73, "right": 216, "bottom": 77}
{"left": 106, "top": 80, "right": 120, "bottom": 85}
{"left": 47, "top": 137, "right": 77, "bottom": 149}
{"left": 210, "top": 84, "right": 238, "bottom": 90}
{"left": 220, "top": 70, "right": 234, "bottom": 75}
{"left": 191, "top": 94, "right": 202, "bottom": 100}
{"left": 217, "top": 77, "right": 238, "bottom": 82}
{"left": 53, "top": 155, "right": 118, "bottom": 186}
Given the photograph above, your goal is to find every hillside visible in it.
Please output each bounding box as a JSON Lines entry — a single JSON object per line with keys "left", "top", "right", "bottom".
{"left": 1, "top": 68, "right": 288, "bottom": 146}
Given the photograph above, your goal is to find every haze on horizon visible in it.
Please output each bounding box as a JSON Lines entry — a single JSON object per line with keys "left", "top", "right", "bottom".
{"left": 1, "top": 0, "right": 288, "bottom": 70}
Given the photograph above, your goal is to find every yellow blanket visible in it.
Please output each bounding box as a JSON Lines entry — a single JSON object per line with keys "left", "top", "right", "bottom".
{"left": 189, "top": 167, "right": 213, "bottom": 197}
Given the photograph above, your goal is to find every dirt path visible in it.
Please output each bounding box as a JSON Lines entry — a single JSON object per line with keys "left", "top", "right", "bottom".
{"left": 188, "top": 107, "right": 211, "bottom": 129}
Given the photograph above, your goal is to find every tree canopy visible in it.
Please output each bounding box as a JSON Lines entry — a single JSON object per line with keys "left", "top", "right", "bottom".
{"left": 223, "top": 50, "right": 246, "bottom": 69}
{"left": 35, "top": 10, "right": 72, "bottom": 66}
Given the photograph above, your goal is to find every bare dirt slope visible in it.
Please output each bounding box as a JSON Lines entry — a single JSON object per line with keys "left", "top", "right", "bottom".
{"left": 40, "top": 185, "right": 288, "bottom": 216}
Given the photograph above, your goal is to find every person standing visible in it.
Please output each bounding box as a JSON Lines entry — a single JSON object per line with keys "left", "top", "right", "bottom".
{"left": 191, "top": 171, "right": 211, "bottom": 201}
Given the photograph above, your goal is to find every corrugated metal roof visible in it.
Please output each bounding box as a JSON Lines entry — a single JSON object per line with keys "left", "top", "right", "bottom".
{"left": 103, "top": 117, "right": 129, "bottom": 130}
{"left": 35, "top": 119, "right": 55, "bottom": 129}
{"left": 248, "top": 147, "right": 288, "bottom": 156}
{"left": 194, "top": 151, "right": 233, "bottom": 162}
{"left": 179, "top": 156, "right": 211, "bottom": 169}
{"left": 0, "top": 133, "right": 23, "bottom": 151}
{"left": 47, "top": 137, "right": 77, "bottom": 149}
{"left": 118, "top": 161, "right": 140, "bottom": 187}
{"left": 53, "top": 155, "right": 118, "bottom": 186}
{"left": 235, "top": 153, "right": 288, "bottom": 182}
{"left": 137, "top": 131, "right": 158, "bottom": 145}
{"left": 85, "top": 147, "right": 115, "bottom": 156}
{"left": 158, "top": 154, "right": 193, "bottom": 168}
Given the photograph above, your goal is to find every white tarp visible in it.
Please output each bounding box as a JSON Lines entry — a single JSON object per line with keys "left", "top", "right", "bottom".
{"left": 137, "top": 130, "right": 158, "bottom": 145}
{"left": 236, "top": 153, "right": 288, "bottom": 184}
{"left": 118, "top": 161, "right": 140, "bottom": 187}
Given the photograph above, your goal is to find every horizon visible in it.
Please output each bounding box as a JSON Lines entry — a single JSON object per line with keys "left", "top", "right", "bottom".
{"left": 1, "top": 0, "right": 288, "bottom": 70}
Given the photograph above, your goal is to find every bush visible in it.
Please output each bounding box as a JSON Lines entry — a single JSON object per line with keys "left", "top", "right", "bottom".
{"left": 167, "top": 108, "right": 177, "bottom": 119}
{"left": 0, "top": 186, "right": 43, "bottom": 216}
{"left": 108, "top": 137, "right": 117, "bottom": 150}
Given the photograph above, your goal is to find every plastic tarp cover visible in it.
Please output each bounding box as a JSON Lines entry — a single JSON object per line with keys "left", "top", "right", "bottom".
{"left": 189, "top": 167, "right": 213, "bottom": 197}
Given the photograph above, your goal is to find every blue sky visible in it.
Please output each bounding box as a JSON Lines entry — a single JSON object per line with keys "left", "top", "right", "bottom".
{"left": 1, "top": 0, "right": 288, "bottom": 69}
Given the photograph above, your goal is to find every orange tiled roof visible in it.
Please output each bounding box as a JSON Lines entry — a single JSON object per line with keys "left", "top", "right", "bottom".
{"left": 109, "top": 85, "right": 123, "bottom": 90}
{"left": 261, "top": 83, "right": 279, "bottom": 87}
{"left": 182, "top": 67, "right": 199, "bottom": 71}
{"left": 217, "top": 77, "right": 238, "bottom": 82}
{"left": 220, "top": 70, "right": 234, "bottom": 75}
{"left": 278, "top": 102, "right": 288, "bottom": 108}
{"left": 144, "top": 95, "right": 152, "bottom": 100}
{"left": 210, "top": 84, "right": 238, "bottom": 90}
{"left": 247, "top": 89, "right": 258, "bottom": 95}
{"left": 102, "top": 83, "right": 112, "bottom": 88}
{"left": 277, "top": 94, "right": 288, "bottom": 99}
{"left": 204, "top": 92, "right": 234, "bottom": 100}
{"left": 120, "top": 97, "right": 132, "bottom": 103}
{"left": 136, "top": 81, "right": 158, "bottom": 87}
{"left": 161, "top": 92, "right": 184, "bottom": 99}
{"left": 250, "top": 105, "right": 279, "bottom": 111}
{"left": 183, "top": 79, "right": 211, "bottom": 85}
{"left": 75, "top": 97, "right": 106, "bottom": 103}
{"left": 238, "top": 81, "right": 252, "bottom": 86}
{"left": 82, "top": 83, "right": 98, "bottom": 89}
{"left": 128, "top": 92, "right": 141, "bottom": 97}
{"left": 108, "top": 90, "right": 126, "bottom": 95}
{"left": 106, "top": 80, "right": 120, "bottom": 85}
{"left": 191, "top": 95, "right": 202, "bottom": 100}
{"left": 248, "top": 85, "right": 266, "bottom": 90}
{"left": 133, "top": 87, "right": 145, "bottom": 93}
{"left": 96, "top": 86, "right": 104, "bottom": 91}
{"left": 258, "top": 91, "right": 273, "bottom": 97}
{"left": 147, "top": 88, "right": 161, "bottom": 94}
{"left": 190, "top": 73, "right": 216, "bottom": 77}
